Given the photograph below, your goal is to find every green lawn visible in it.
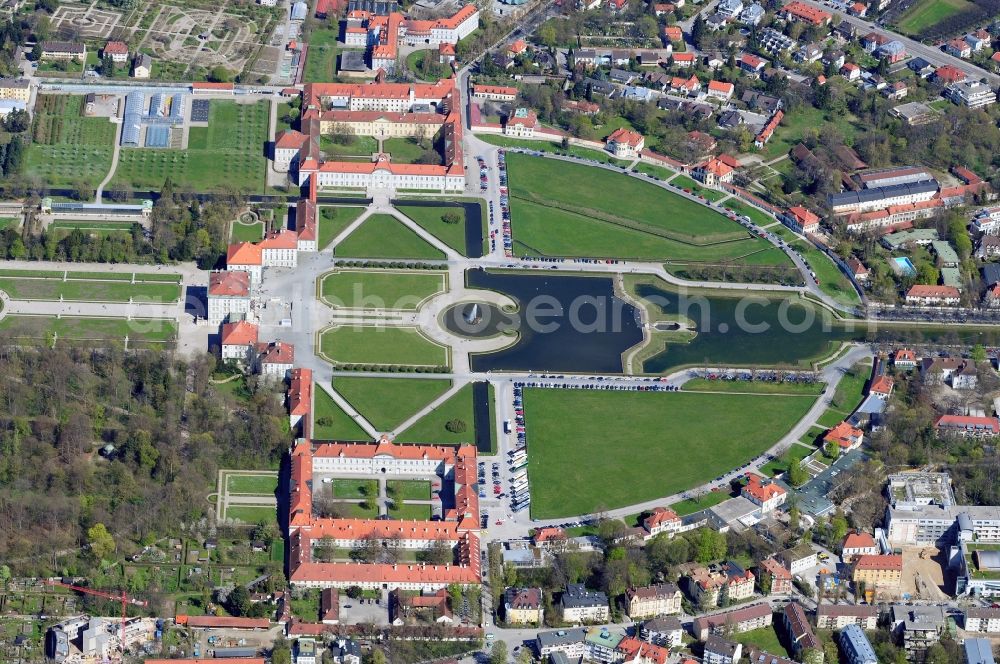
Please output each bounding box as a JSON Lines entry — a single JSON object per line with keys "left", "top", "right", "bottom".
{"left": 396, "top": 383, "right": 476, "bottom": 444}
{"left": 477, "top": 134, "right": 619, "bottom": 163}
{"left": 669, "top": 174, "right": 727, "bottom": 202}
{"left": 320, "top": 134, "right": 379, "bottom": 158}
{"left": 225, "top": 505, "right": 277, "bottom": 523}
{"left": 0, "top": 276, "right": 180, "bottom": 302}
{"left": 388, "top": 503, "right": 432, "bottom": 520}
{"left": 226, "top": 474, "right": 278, "bottom": 495}
{"left": 524, "top": 389, "right": 818, "bottom": 518}
{"left": 791, "top": 240, "right": 862, "bottom": 306}
{"left": 682, "top": 378, "right": 825, "bottom": 395}
{"left": 387, "top": 480, "right": 432, "bottom": 501}
{"left": 669, "top": 490, "right": 732, "bottom": 516}
{"left": 113, "top": 101, "right": 267, "bottom": 192}
{"left": 304, "top": 28, "right": 341, "bottom": 82}
{"left": 319, "top": 325, "right": 449, "bottom": 368}
{"left": 318, "top": 206, "right": 366, "bottom": 250}
{"left": 405, "top": 49, "right": 452, "bottom": 82}
{"left": 736, "top": 625, "right": 787, "bottom": 658}
{"left": 26, "top": 96, "right": 116, "bottom": 188}
{"left": 759, "top": 442, "right": 815, "bottom": 477}
{"left": 49, "top": 220, "right": 136, "bottom": 233}
{"left": 760, "top": 105, "right": 859, "bottom": 160}
{"left": 319, "top": 269, "right": 446, "bottom": 310}
{"left": 333, "top": 478, "right": 378, "bottom": 498}
{"left": 332, "top": 377, "right": 452, "bottom": 431}
{"left": 723, "top": 198, "right": 774, "bottom": 227}
{"left": 895, "top": 0, "right": 971, "bottom": 34}
{"left": 0, "top": 315, "right": 176, "bottom": 345}
{"left": 313, "top": 386, "right": 373, "bottom": 441}
{"left": 231, "top": 221, "right": 264, "bottom": 242}
{"left": 633, "top": 162, "right": 675, "bottom": 181}
{"left": 396, "top": 205, "right": 471, "bottom": 255}
{"left": 335, "top": 214, "right": 446, "bottom": 260}
{"left": 0, "top": 217, "right": 17, "bottom": 230}
{"left": 383, "top": 137, "right": 437, "bottom": 164}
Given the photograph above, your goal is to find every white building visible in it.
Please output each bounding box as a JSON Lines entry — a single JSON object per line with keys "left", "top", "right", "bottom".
{"left": 561, "top": 584, "right": 609, "bottom": 623}
{"left": 208, "top": 270, "right": 252, "bottom": 325}
{"left": 946, "top": 80, "right": 997, "bottom": 109}
{"left": 227, "top": 242, "right": 263, "bottom": 285}
{"left": 256, "top": 341, "right": 295, "bottom": 380}
{"left": 220, "top": 321, "right": 259, "bottom": 363}
{"left": 260, "top": 230, "right": 299, "bottom": 268}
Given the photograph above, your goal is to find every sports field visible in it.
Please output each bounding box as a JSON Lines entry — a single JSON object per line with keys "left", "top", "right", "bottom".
{"left": 396, "top": 383, "right": 476, "bottom": 444}
{"left": 319, "top": 207, "right": 366, "bottom": 249}
{"left": 319, "top": 325, "right": 450, "bottom": 368}
{"left": 506, "top": 154, "right": 783, "bottom": 264}
{"left": 523, "top": 388, "right": 818, "bottom": 518}
{"left": 319, "top": 269, "right": 446, "bottom": 310}
{"left": 335, "top": 214, "right": 446, "bottom": 260}
{"left": 26, "top": 95, "right": 116, "bottom": 189}
{"left": 114, "top": 101, "right": 267, "bottom": 191}
{"left": 0, "top": 315, "right": 177, "bottom": 345}
{"left": 313, "top": 386, "right": 372, "bottom": 441}
{"left": 895, "top": 0, "right": 971, "bottom": 34}
{"left": 332, "top": 377, "right": 451, "bottom": 431}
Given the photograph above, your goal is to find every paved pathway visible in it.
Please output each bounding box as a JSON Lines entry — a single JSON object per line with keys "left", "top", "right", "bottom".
{"left": 316, "top": 381, "right": 379, "bottom": 438}
{"left": 95, "top": 115, "right": 123, "bottom": 203}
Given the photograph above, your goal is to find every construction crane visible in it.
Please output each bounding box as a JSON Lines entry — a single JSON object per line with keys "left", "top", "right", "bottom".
{"left": 44, "top": 580, "right": 148, "bottom": 650}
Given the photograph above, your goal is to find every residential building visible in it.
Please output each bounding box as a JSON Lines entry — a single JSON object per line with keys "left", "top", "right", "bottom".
{"left": 781, "top": 0, "right": 831, "bottom": 25}
{"left": 706, "top": 80, "right": 735, "bottom": 101}
{"left": 755, "top": 111, "right": 783, "bottom": 148}
{"left": 561, "top": 584, "right": 609, "bottom": 623}
{"left": 208, "top": 270, "right": 252, "bottom": 325}
{"left": 848, "top": 257, "right": 869, "bottom": 282}
{"left": 626, "top": 583, "right": 682, "bottom": 619}
{"left": 841, "top": 531, "right": 879, "bottom": 563}
{"left": 782, "top": 602, "right": 820, "bottom": 659}
{"left": 693, "top": 156, "right": 735, "bottom": 186}
{"left": 688, "top": 562, "right": 755, "bottom": 607}
{"left": 744, "top": 647, "right": 796, "bottom": 664}
{"left": 852, "top": 554, "right": 903, "bottom": 591}
{"left": 964, "top": 638, "right": 996, "bottom": 664}
{"left": 692, "top": 603, "right": 773, "bottom": 640}
{"left": 891, "top": 605, "right": 947, "bottom": 661}
{"left": 0, "top": 78, "right": 30, "bottom": 102}
{"left": 320, "top": 588, "right": 339, "bottom": 624}
{"left": 757, "top": 557, "right": 792, "bottom": 595}
{"left": 641, "top": 507, "right": 681, "bottom": 539}
{"left": 906, "top": 285, "right": 961, "bottom": 306}
{"left": 616, "top": 636, "right": 669, "bottom": 664}
{"left": 672, "top": 52, "right": 696, "bottom": 67}
{"left": 640, "top": 616, "right": 683, "bottom": 647}
{"left": 815, "top": 603, "right": 878, "bottom": 630}
{"left": 536, "top": 628, "right": 587, "bottom": 660}
{"left": 786, "top": 205, "right": 820, "bottom": 233}
{"left": 296, "top": 637, "right": 317, "bottom": 664}
{"left": 503, "top": 107, "right": 537, "bottom": 138}
{"left": 740, "top": 2, "right": 765, "bottom": 25}
{"left": 841, "top": 62, "right": 861, "bottom": 80}
{"left": 585, "top": 627, "right": 623, "bottom": 663}
{"left": 504, "top": 587, "right": 543, "bottom": 624}
{"left": 934, "top": 415, "right": 1000, "bottom": 438}
{"left": 920, "top": 356, "right": 977, "bottom": 388}
{"left": 256, "top": 341, "right": 294, "bottom": 380}
{"left": 40, "top": 41, "right": 85, "bottom": 61}
{"left": 946, "top": 80, "right": 998, "bottom": 109}
{"left": 328, "top": 639, "right": 361, "bottom": 664}
{"left": 965, "top": 607, "right": 1000, "bottom": 632}
{"left": 892, "top": 348, "right": 918, "bottom": 368}
{"left": 839, "top": 624, "right": 877, "bottom": 664}
{"left": 824, "top": 421, "right": 864, "bottom": 453}
{"left": 220, "top": 321, "right": 259, "bottom": 363}
{"left": 102, "top": 40, "right": 128, "bottom": 63}
{"left": 741, "top": 474, "right": 787, "bottom": 512}
{"left": 287, "top": 368, "right": 312, "bottom": 433}
{"left": 472, "top": 84, "right": 517, "bottom": 102}
{"left": 717, "top": 0, "right": 743, "bottom": 17}
{"left": 606, "top": 128, "right": 644, "bottom": 159}
{"left": 778, "top": 543, "right": 817, "bottom": 574}
{"left": 946, "top": 38, "right": 972, "bottom": 58}
{"left": 738, "top": 53, "right": 767, "bottom": 76}
{"left": 703, "top": 635, "right": 742, "bottom": 664}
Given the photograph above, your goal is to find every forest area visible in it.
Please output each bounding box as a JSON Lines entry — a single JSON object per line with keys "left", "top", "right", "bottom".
{"left": 0, "top": 347, "right": 289, "bottom": 580}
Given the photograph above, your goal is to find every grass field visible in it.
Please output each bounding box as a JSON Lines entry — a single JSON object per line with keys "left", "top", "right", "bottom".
{"left": 318, "top": 206, "right": 366, "bottom": 249}
{"left": 303, "top": 28, "right": 341, "bottom": 83}
{"left": 506, "top": 153, "right": 781, "bottom": 264}
{"left": 0, "top": 276, "right": 180, "bottom": 302}
{"left": 895, "top": 0, "right": 971, "bottom": 34}
{"left": 682, "top": 378, "right": 825, "bottom": 395}
{"left": 791, "top": 240, "right": 861, "bottom": 306}
{"left": 396, "top": 383, "right": 476, "bottom": 444}
{"left": 477, "top": 134, "right": 619, "bottom": 163}
{"left": 319, "top": 270, "right": 446, "bottom": 310}
{"left": 332, "top": 377, "right": 452, "bottom": 431}
{"left": 26, "top": 96, "right": 116, "bottom": 189}
{"left": 669, "top": 490, "right": 731, "bottom": 516}
{"left": 313, "top": 386, "right": 373, "bottom": 441}
{"left": 524, "top": 388, "right": 818, "bottom": 518}
{"left": 231, "top": 220, "right": 264, "bottom": 242}
{"left": 736, "top": 625, "right": 787, "bottom": 657}
{"left": 759, "top": 442, "right": 815, "bottom": 477}
{"left": 226, "top": 474, "right": 278, "bottom": 495}
{"left": 0, "top": 315, "right": 176, "bottom": 345}
{"left": 333, "top": 478, "right": 378, "bottom": 498}
{"left": 0, "top": 218, "right": 17, "bottom": 230}
{"left": 49, "top": 220, "right": 136, "bottom": 236}
{"left": 723, "top": 198, "right": 774, "bottom": 228}
{"left": 387, "top": 480, "right": 432, "bottom": 501}
{"left": 113, "top": 101, "right": 267, "bottom": 191}
{"left": 335, "top": 214, "right": 446, "bottom": 260}
{"left": 388, "top": 503, "right": 432, "bottom": 520}
{"left": 225, "top": 505, "right": 276, "bottom": 523}
{"left": 667, "top": 173, "right": 727, "bottom": 202}
{"left": 319, "top": 325, "right": 449, "bottom": 367}
{"left": 383, "top": 137, "right": 436, "bottom": 164}
{"left": 397, "top": 205, "right": 471, "bottom": 255}
{"left": 814, "top": 363, "right": 871, "bottom": 429}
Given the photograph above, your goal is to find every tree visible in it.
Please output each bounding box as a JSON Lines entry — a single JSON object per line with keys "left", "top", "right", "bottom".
{"left": 227, "top": 584, "right": 251, "bottom": 616}
{"left": 788, "top": 460, "right": 809, "bottom": 487}
{"left": 538, "top": 23, "right": 557, "bottom": 48}
{"left": 441, "top": 212, "right": 461, "bottom": 225}
{"left": 445, "top": 419, "right": 467, "bottom": 433}
{"left": 87, "top": 523, "right": 116, "bottom": 560}
{"left": 364, "top": 650, "right": 387, "bottom": 664}
{"left": 489, "top": 640, "right": 508, "bottom": 664}
{"left": 346, "top": 586, "right": 363, "bottom": 599}
{"left": 971, "top": 344, "right": 987, "bottom": 365}
{"left": 271, "top": 636, "right": 292, "bottom": 664}
{"left": 824, "top": 440, "right": 839, "bottom": 459}
{"left": 209, "top": 66, "right": 232, "bottom": 83}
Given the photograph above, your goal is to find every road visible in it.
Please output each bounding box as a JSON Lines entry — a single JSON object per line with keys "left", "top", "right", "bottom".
{"left": 797, "top": 0, "right": 999, "bottom": 85}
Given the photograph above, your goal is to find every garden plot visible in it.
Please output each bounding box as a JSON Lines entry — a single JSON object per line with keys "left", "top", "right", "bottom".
{"left": 50, "top": 3, "right": 123, "bottom": 40}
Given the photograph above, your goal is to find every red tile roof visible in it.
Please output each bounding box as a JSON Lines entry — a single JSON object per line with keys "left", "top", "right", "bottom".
{"left": 825, "top": 421, "right": 863, "bottom": 448}
{"left": 672, "top": 52, "right": 696, "bottom": 62}
{"left": 607, "top": 128, "right": 644, "bottom": 147}
{"left": 221, "top": 321, "right": 259, "bottom": 347}
{"left": 473, "top": 84, "right": 518, "bottom": 97}
{"left": 209, "top": 270, "right": 250, "bottom": 297}
{"left": 227, "top": 242, "right": 263, "bottom": 266}
{"left": 533, "top": 526, "right": 566, "bottom": 543}
{"left": 893, "top": 349, "right": 916, "bottom": 363}
{"left": 870, "top": 375, "right": 893, "bottom": 395}
{"left": 934, "top": 65, "right": 967, "bottom": 84}
{"left": 906, "top": 284, "right": 961, "bottom": 299}
{"left": 257, "top": 341, "right": 294, "bottom": 365}
{"left": 853, "top": 554, "right": 902, "bottom": 571}
{"left": 788, "top": 205, "right": 820, "bottom": 226}
{"left": 103, "top": 41, "right": 128, "bottom": 54}
{"left": 708, "top": 80, "right": 734, "bottom": 94}
{"left": 288, "top": 368, "right": 313, "bottom": 417}
{"left": 192, "top": 82, "right": 235, "bottom": 90}
{"left": 934, "top": 414, "right": 1000, "bottom": 434}
{"left": 782, "top": 0, "right": 831, "bottom": 24}
{"left": 842, "top": 531, "right": 877, "bottom": 551}
{"left": 176, "top": 615, "right": 270, "bottom": 629}
{"left": 259, "top": 229, "right": 299, "bottom": 250}
{"left": 643, "top": 506, "right": 679, "bottom": 530}
{"left": 276, "top": 130, "right": 309, "bottom": 150}
{"left": 743, "top": 473, "right": 786, "bottom": 503}
{"left": 617, "top": 636, "right": 669, "bottom": 664}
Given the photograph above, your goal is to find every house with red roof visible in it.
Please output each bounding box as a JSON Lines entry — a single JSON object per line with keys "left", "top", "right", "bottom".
{"left": 757, "top": 557, "right": 793, "bottom": 594}
{"left": 503, "top": 107, "right": 538, "bottom": 138}
{"left": 672, "top": 52, "right": 696, "bottom": 67}
{"left": 754, "top": 110, "right": 783, "bottom": 148}
{"left": 693, "top": 156, "right": 735, "bottom": 186}
{"left": 786, "top": 205, "right": 820, "bottom": 233}
{"left": 934, "top": 65, "right": 967, "bottom": 85}
{"left": 738, "top": 53, "right": 767, "bottom": 76}
{"left": 905, "top": 284, "right": 961, "bottom": 306}
{"left": 438, "top": 42, "right": 456, "bottom": 64}
{"left": 227, "top": 242, "right": 264, "bottom": 285}
{"left": 782, "top": 0, "right": 831, "bottom": 25}
{"left": 824, "top": 421, "right": 864, "bottom": 452}
{"left": 220, "top": 321, "right": 259, "bottom": 362}
{"left": 507, "top": 39, "right": 528, "bottom": 56}
{"left": 606, "top": 128, "right": 645, "bottom": 159}
{"left": 533, "top": 526, "right": 567, "bottom": 547}
{"left": 847, "top": 257, "right": 869, "bottom": 282}
{"left": 208, "top": 270, "right": 252, "bottom": 325}
{"left": 934, "top": 414, "right": 1000, "bottom": 438}
{"left": 663, "top": 25, "right": 683, "bottom": 42}
{"left": 256, "top": 341, "right": 294, "bottom": 380}
{"left": 642, "top": 507, "right": 681, "bottom": 538}
{"left": 706, "top": 80, "right": 735, "bottom": 101}
{"left": 945, "top": 38, "right": 972, "bottom": 58}
{"left": 841, "top": 531, "right": 879, "bottom": 562}
{"left": 102, "top": 40, "right": 129, "bottom": 63}
{"left": 608, "top": 0, "right": 629, "bottom": 11}
{"left": 617, "top": 636, "right": 669, "bottom": 664}
{"left": 851, "top": 554, "right": 902, "bottom": 590}
{"left": 741, "top": 474, "right": 787, "bottom": 512}
{"left": 848, "top": 1, "right": 867, "bottom": 16}
{"left": 870, "top": 374, "right": 894, "bottom": 398}
{"left": 892, "top": 348, "right": 917, "bottom": 368}
{"left": 287, "top": 368, "right": 313, "bottom": 433}
{"left": 841, "top": 62, "right": 861, "bottom": 81}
